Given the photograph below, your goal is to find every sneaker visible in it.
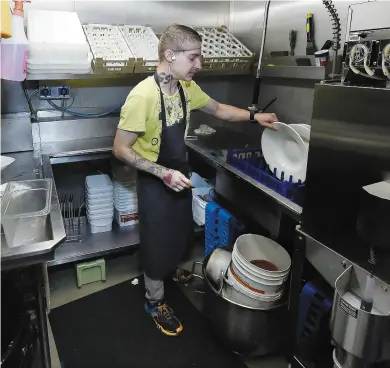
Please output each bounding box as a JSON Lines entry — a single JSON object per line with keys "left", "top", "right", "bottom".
{"left": 145, "top": 300, "right": 183, "bottom": 336}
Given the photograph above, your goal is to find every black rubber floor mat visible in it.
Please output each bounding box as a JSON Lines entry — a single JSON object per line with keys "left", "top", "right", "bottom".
{"left": 49, "top": 277, "right": 247, "bottom": 368}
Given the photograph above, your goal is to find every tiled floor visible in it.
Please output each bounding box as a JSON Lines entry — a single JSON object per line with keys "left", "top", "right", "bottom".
{"left": 37, "top": 242, "right": 288, "bottom": 368}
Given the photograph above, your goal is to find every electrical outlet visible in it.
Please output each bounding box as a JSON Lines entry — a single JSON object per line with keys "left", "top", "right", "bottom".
{"left": 39, "top": 86, "right": 70, "bottom": 100}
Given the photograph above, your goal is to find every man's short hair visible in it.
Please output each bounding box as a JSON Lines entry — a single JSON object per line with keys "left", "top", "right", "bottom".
{"left": 158, "top": 24, "right": 202, "bottom": 61}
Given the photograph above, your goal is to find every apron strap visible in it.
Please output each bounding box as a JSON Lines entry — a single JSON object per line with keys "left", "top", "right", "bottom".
{"left": 154, "top": 72, "right": 187, "bottom": 129}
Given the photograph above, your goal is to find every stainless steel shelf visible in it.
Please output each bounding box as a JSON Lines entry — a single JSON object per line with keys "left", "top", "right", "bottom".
{"left": 47, "top": 219, "right": 204, "bottom": 267}
{"left": 47, "top": 220, "right": 140, "bottom": 267}
{"left": 26, "top": 68, "right": 252, "bottom": 82}
{"left": 262, "top": 66, "right": 327, "bottom": 80}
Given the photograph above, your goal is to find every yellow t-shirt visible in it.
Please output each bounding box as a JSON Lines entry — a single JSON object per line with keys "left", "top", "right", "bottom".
{"left": 118, "top": 76, "right": 210, "bottom": 162}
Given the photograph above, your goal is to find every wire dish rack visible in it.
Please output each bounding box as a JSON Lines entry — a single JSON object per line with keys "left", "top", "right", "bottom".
{"left": 118, "top": 25, "right": 159, "bottom": 73}
{"left": 226, "top": 149, "right": 305, "bottom": 205}
{"left": 82, "top": 24, "right": 136, "bottom": 73}
{"left": 194, "top": 26, "right": 254, "bottom": 72}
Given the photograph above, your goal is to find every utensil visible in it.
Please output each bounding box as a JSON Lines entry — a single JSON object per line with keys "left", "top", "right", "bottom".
{"left": 306, "top": 13, "right": 316, "bottom": 55}
{"left": 289, "top": 30, "right": 297, "bottom": 56}
{"left": 290, "top": 124, "right": 310, "bottom": 151}
{"left": 300, "top": 123, "right": 311, "bottom": 129}
{"left": 261, "top": 122, "right": 308, "bottom": 183}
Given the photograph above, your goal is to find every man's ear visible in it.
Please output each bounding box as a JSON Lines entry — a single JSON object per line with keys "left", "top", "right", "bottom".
{"left": 164, "top": 49, "right": 175, "bottom": 63}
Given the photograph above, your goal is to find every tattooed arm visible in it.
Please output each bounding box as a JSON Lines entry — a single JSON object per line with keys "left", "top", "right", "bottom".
{"left": 113, "top": 129, "right": 192, "bottom": 192}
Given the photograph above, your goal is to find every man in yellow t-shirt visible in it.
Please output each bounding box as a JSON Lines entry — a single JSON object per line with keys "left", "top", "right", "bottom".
{"left": 113, "top": 24, "right": 278, "bottom": 337}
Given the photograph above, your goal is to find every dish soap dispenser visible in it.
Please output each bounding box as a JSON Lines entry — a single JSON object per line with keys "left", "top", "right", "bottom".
{"left": 1, "top": 0, "right": 29, "bottom": 81}
{"left": 1, "top": 1, "right": 12, "bottom": 38}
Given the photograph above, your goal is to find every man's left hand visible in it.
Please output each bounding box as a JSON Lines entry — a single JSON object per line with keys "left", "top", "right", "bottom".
{"left": 255, "top": 113, "right": 278, "bottom": 130}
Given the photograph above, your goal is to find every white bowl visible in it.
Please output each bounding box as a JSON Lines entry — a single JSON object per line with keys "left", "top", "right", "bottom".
{"left": 290, "top": 124, "right": 310, "bottom": 151}
{"left": 261, "top": 122, "right": 308, "bottom": 183}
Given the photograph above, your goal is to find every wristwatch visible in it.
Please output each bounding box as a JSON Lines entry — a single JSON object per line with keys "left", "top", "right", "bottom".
{"left": 248, "top": 105, "right": 258, "bottom": 124}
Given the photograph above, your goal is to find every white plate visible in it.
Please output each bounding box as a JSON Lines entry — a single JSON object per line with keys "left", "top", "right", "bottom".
{"left": 261, "top": 122, "right": 308, "bottom": 183}
{"left": 300, "top": 124, "right": 311, "bottom": 129}
{"left": 290, "top": 124, "right": 310, "bottom": 151}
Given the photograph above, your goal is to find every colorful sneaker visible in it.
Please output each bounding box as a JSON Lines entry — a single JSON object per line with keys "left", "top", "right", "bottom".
{"left": 144, "top": 300, "right": 183, "bottom": 336}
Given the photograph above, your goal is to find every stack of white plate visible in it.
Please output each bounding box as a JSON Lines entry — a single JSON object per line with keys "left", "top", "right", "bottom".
{"left": 261, "top": 122, "right": 311, "bottom": 183}
{"left": 27, "top": 10, "right": 92, "bottom": 74}
{"left": 114, "top": 179, "right": 138, "bottom": 227}
{"left": 85, "top": 174, "right": 114, "bottom": 233}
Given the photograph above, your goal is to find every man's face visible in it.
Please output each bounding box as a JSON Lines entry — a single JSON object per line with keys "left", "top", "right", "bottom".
{"left": 169, "top": 41, "right": 202, "bottom": 81}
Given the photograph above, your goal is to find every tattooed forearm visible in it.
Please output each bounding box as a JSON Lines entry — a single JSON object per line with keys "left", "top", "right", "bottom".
{"left": 158, "top": 72, "right": 173, "bottom": 84}
{"left": 118, "top": 146, "right": 169, "bottom": 180}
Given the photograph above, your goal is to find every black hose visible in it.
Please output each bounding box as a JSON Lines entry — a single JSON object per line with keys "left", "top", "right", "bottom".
{"left": 322, "top": 0, "right": 341, "bottom": 52}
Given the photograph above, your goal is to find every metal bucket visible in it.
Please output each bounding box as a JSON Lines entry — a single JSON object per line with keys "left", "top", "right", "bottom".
{"left": 191, "top": 255, "right": 288, "bottom": 356}
{"left": 331, "top": 265, "right": 390, "bottom": 367}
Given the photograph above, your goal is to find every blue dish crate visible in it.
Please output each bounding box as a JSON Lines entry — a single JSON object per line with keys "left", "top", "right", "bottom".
{"left": 205, "top": 202, "right": 244, "bottom": 256}
{"left": 226, "top": 149, "right": 305, "bottom": 204}
{"left": 296, "top": 281, "right": 333, "bottom": 355}
{"left": 217, "top": 209, "right": 245, "bottom": 248}
{"left": 205, "top": 202, "right": 221, "bottom": 256}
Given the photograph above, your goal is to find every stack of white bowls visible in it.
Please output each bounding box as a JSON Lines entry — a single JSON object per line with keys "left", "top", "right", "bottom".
{"left": 85, "top": 174, "right": 114, "bottom": 234}
{"left": 225, "top": 234, "right": 291, "bottom": 307}
{"left": 114, "top": 178, "right": 138, "bottom": 227}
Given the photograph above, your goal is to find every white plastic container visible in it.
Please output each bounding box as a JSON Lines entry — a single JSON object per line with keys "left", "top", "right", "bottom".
{"left": 86, "top": 190, "right": 114, "bottom": 201}
{"left": 86, "top": 206, "right": 114, "bottom": 217}
{"left": 86, "top": 200, "right": 114, "bottom": 212}
{"left": 234, "top": 234, "right": 291, "bottom": 277}
{"left": 115, "top": 208, "right": 138, "bottom": 227}
{"left": 231, "top": 252, "right": 284, "bottom": 296}
{"left": 86, "top": 197, "right": 113, "bottom": 206}
{"left": 88, "top": 217, "right": 113, "bottom": 234}
{"left": 226, "top": 265, "right": 283, "bottom": 302}
{"left": 1, "top": 4, "right": 29, "bottom": 81}
{"left": 86, "top": 174, "right": 113, "bottom": 190}
{"left": 27, "top": 10, "right": 89, "bottom": 63}
{"left": 192, "top": 187, "right": 213, "bottom": 226}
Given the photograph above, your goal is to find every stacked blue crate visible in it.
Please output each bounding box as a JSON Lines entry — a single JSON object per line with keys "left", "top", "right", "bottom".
{"left": 205, "top": 202, "right": 244, "bottom": 256}
{"left": 296, "top": 281, "right": 333, "bottom": 359}
{"left": 205, "top": 202, "right": 221, "bottom": 256}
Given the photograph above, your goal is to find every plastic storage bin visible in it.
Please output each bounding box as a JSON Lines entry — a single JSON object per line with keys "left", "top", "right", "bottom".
{"left": 192, "top": 187, "right": 213, "bottom": 226}
{"left": 190, "top": 172, "right": 213, "bottom": 226}
{"left": 1, "top": 179, "right": 52, "bottom": 247}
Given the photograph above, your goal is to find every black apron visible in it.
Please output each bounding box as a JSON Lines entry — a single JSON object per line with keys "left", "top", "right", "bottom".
{"left": 136, "top": 73, "right": 193, "bottom": 280}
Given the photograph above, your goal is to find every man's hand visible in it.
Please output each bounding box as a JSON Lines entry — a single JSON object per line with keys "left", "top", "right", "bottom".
{"left": 162, "top": 169, "right": 193, "bottom": 192}
{"left": 254, "top": 113, "right": 279, "bottom": 130}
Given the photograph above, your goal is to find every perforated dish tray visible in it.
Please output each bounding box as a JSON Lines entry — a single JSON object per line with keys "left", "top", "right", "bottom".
{"left": 83, "top": 24, "right": 136, "bottom": 73}
{"left": 118, "top": 25, "right": 159, "bottom": 73}
{"left": 194, "top": 26, "right": 254, "bottom": 71}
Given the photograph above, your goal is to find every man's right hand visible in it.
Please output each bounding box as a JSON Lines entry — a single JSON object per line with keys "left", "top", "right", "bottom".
{"left": 162, "top": 169, "right": 193, "bottom": 192}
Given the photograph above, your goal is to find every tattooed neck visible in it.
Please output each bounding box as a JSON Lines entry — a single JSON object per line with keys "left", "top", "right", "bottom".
{"left": 158, "top": 72, "right": 173, "bottom": 85}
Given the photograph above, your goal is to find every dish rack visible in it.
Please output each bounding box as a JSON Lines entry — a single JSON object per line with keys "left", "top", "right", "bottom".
{"left": 194, "top": 26, "right": 254, "bottom": 72}
{"left": 205, "top": 202, "right": 244, "bottom": 256}
{"left": 118, "top": 25, "right": 159, "bottom": 73}
{"left": 82, "top": 24, "right": 136, "bottom": 73}
{"left": 226, "top": 149, "right": 305, "bottom": 205}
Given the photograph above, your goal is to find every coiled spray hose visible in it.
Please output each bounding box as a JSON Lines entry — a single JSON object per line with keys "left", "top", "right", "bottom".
{"left": 322, "top": 0, "right": 341, "bottom": 77}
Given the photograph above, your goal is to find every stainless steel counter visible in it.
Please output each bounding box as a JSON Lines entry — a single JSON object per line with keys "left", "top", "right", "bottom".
{"left": 1, "top": 150, "right": 66, "bottom": 270}
{"left": 186, "top": 139, "right": 302, "bottom": 216}
{"left": 1, "top": 117, "right": 302, "bottom": 269}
